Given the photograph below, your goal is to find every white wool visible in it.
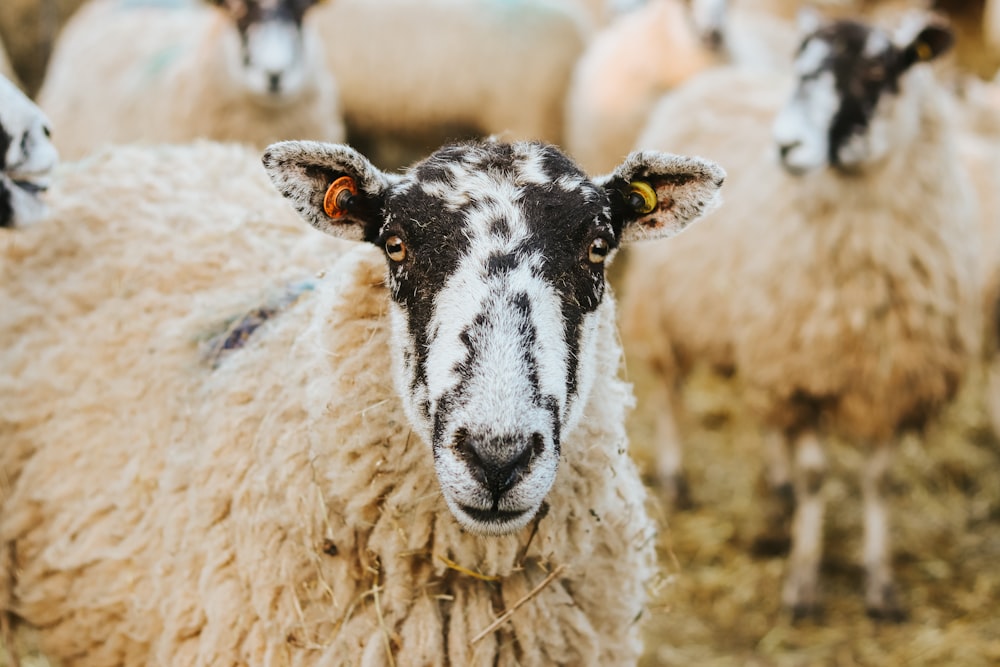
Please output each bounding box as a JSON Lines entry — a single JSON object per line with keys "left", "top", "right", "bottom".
{"left": 37, "top": 0, "right": 344, "bottom": 161}
{"left": 313, "top": 0, "right": 590, "bottom": 148}
{"left": 0, "top": 141, "right": 660, "bottom": 665}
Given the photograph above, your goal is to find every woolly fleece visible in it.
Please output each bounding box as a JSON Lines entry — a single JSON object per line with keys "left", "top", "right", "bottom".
{"left": 0, "top": 142, "right": 658, "bottom": 666}
{"left": 37, "top": 0, "right": 344, "bottom": 161}
{"left": 621, "top": 65, "right": 980, "bottom": 443}
{"left": 313, "top": 0, "right": 590, "bottom": 146}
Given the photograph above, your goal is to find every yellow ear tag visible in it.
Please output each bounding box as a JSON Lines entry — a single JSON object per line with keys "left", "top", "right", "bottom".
{"left": 915, "top": 41, "right": 933, "bottom": 61}
{"left": 323, "top": 176, "right": 358, "bottom": 219}
{"left": 627, "top": 181, "right": 657, "bottom": 215}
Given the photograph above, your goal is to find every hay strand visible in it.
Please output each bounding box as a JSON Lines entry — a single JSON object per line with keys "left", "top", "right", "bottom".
{"left": 470, "top": 564, "right": 567, "bottom": 645}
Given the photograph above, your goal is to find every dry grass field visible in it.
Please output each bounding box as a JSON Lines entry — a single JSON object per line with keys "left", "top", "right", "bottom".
{"left": 628, "top": 357, "right": 1000, "bottom": 667}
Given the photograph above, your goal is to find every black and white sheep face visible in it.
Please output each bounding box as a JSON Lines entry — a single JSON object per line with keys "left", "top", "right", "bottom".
{"left": 263, "top": 139, "right": 725, "bottom": 535}
{"left": 0, "top": 74, "right": 57, "bottom": 228}
{"left": 773, "top": 12, "right": 954, "bottom": 175}
{"left": 213, "top": 0, "right": 322, "bottom": 101}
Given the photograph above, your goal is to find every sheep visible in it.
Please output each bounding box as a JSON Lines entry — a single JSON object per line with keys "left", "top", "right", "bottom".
{"left": 563, "top": 0, "right": 797, "bottom": 174}
{"left": 0, "top": 137, "right": 725, "bottom": 664}
{"left": 1, "top": 73, "right": 57, "bottom": 228}
{"left": 36, "top": 0, "right": 344, "bottom": 161}
{"left": 311, "top": 0, "right": 590, "bottom": 165}
{"left": 619, "top": 11, "right": 980, "bottom": 619}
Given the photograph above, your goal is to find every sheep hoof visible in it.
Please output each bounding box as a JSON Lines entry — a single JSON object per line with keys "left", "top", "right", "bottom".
{"left": 661, "top": 472, "right": 694, "bottom": 511}
{"left": 787, "top": 602, "right": 824, "bottom": 625}
{"left": 865, "top": 584, "right": 906, "bottom": 623}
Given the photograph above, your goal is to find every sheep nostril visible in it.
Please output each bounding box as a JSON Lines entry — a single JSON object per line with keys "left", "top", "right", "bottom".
{"left": 453, "top": 431, "right": 543, "bottom": 501}
{"left": 779, "top": 141, "right": 801, "bottom": 161}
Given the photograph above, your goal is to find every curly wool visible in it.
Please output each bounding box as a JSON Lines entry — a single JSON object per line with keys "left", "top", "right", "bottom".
{"left": 37, "top": 0, "right": 344, "bottom": 161}
{"left": 0, "top": 142, "right": 657, "bottom": 666}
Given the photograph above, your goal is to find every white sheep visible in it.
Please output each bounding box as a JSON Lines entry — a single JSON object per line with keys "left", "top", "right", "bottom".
{"left": 619, "top": 12, "right": 980, "bottom": 619}
{"left": 36, "top": 0, "right": 344, "bottom": 161}
{"left": 312, "top": 0, "right": 590, "bottom": 158}
{"left": 563, "top": 0, "right": 797, "bottom": 173}
{"left": 0, "top": 138, "right": 725, "bottom": 664}
{"left": 0, "top": 73, "right": 58, "bottom": 228}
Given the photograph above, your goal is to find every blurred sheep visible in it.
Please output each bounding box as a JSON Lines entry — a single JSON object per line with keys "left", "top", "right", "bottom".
{"left": 564, "top": 0, "right": 797, "bottom": 173}
{"left": 312, "top": 0, "right": 590, "bottom": 168}
{"left": 0, "top": 73, "right": 57, "bottom": 228}
{"left": 37, "top": 0, "right": 344, "bottom": 160}
{"left": 0, "top": 137, "right": 725, "bottom": 665}
{"left": 620, "top": 12, "right": 981, "bottom": 619}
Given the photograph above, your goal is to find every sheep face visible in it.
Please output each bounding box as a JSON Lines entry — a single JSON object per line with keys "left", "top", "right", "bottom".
{"left": 263, "top": 139, "right": 725, "bottom": 535}
{"left": 212, "top": 0, "right": 322, "bottom": 102}
{"left": 0, "top": 75, "right": 57, "bottom": 228}
{"left": 773, "top": 12, "right": 953, "bottom": 175}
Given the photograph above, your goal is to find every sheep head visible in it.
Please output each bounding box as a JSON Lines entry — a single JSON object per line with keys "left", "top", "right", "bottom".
{"left": 773, "top": 11, "right": 954, "bottom": 175}
{"left": 209, "top": 0, "right": 325, "bottom": 101}
{"left": 264, "top": 139, "right": 724, "bottom": 535}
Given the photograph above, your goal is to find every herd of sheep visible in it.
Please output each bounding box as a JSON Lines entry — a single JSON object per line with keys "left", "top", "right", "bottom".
{"left": 1, "top": 0, "right": 998, "bottom": 665}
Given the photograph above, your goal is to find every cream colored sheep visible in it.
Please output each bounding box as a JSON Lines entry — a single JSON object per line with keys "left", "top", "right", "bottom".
{"left": 564, "top": 0, "right": 797, "bottom": 174}
{"left": 620, "top": 13, "right": 980, "bottom": 618}
{"left": 0, "top": 138, "right": 726, "bottom": 664}
{"left": 313, "top": 0, "right": 590, "bottom": 155}
{"left": 37, "top": 0, "right": 344, "bottom": 161}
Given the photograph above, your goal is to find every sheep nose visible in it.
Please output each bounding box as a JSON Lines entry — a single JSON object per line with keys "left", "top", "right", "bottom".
{"left": 453, "top": 430, "right": 543, "bottom": 501}
{"left": 778, "top": 141, "right": 801, "bottom": 161}
{"left": 267, "top": 72, "right": 282, "bottom": 93}
{"left": 703, "top": 28, "right": 724, "bottom": 50}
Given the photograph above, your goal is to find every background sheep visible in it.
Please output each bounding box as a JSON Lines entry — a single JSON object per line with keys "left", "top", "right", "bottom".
{"left": 0, "top": 138, "right": 725, "bottom": 664}
{"left": 620, "top": 12, "right": 980, "bottom": 618}
{"left": 36, "top": 0, "right": 344, "bottom": 161}
{"left": 0, "top": 73, "right": 57, "bottom": 228}
{"left": 312, "top": 0, "right": 590, "bottom": 169}
{"left": 563, "top": 0, "right": 797, "bottom": 173}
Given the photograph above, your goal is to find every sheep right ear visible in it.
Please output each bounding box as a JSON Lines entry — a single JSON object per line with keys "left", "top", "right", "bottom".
{"left": 262, "top": 141, "right": 395, "bottom": 243}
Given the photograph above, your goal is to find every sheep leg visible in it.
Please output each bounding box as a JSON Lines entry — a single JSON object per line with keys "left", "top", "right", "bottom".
{"left": 862, "top": 441, "right": 904, "bottom": 621}
{"left": 782, "top": 430, "right": 826, "bottom": 620}
{"left": 650, "top": 379, "right": 693, "bottom": 509}
{"left": 752, "top": 429, "right": 795, "bottom": 555}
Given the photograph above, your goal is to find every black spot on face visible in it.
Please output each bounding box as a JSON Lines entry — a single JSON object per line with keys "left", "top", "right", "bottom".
{"left": 797, "top": 21, "right": 909, "bottom": 167}
{"left": 0, "top": 125, "right": 13, "bottom": 228}
{"left": 382, "top": 141, "right": 614, "bottom": 427}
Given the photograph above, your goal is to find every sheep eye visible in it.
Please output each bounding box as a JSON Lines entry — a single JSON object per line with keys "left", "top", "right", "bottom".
{"left": 588, "top": 237, "right": 609, "bottom": 265}
{"left": 385, "top": 236, "right": 407, "bottom": 262}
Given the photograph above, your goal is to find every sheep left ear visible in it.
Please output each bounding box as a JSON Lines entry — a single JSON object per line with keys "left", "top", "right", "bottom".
{"left": 595, "top": 151, "right": 726, "bottom": 244}
{"left": 262, "top": 140, "right": 398, "bottom": 243}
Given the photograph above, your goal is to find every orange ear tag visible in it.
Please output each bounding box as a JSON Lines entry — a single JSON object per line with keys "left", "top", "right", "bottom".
{"left": 323, "top": 176, "right": 358, "bottom": 219}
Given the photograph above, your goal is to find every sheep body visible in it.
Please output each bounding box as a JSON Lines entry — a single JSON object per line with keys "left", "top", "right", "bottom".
{"left": 0, "top": 141, "right": 657, "bottom": 665}
{"left": 37, "top": 0, "right": 344, "bottom": 161}
{"left": 621, "top": 50, "right": 980, "bottom": 614}
{"left": 314, "top": 0, "right": 590, "bottom": 147}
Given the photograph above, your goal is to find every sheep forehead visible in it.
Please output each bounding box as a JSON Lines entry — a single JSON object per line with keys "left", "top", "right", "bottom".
{"left": 387, "top": 141, "right": 609, "bottom": 243}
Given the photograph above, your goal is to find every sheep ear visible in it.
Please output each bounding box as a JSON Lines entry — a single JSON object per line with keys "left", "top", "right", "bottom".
{"left": 893, "top": 14, "right": 954, "bottom": 69}
{"left": 262, "top": 141, "right": 395, "bottom": 243}
{"left": 595, "top": 151, "right": 725, "bottom": 244}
